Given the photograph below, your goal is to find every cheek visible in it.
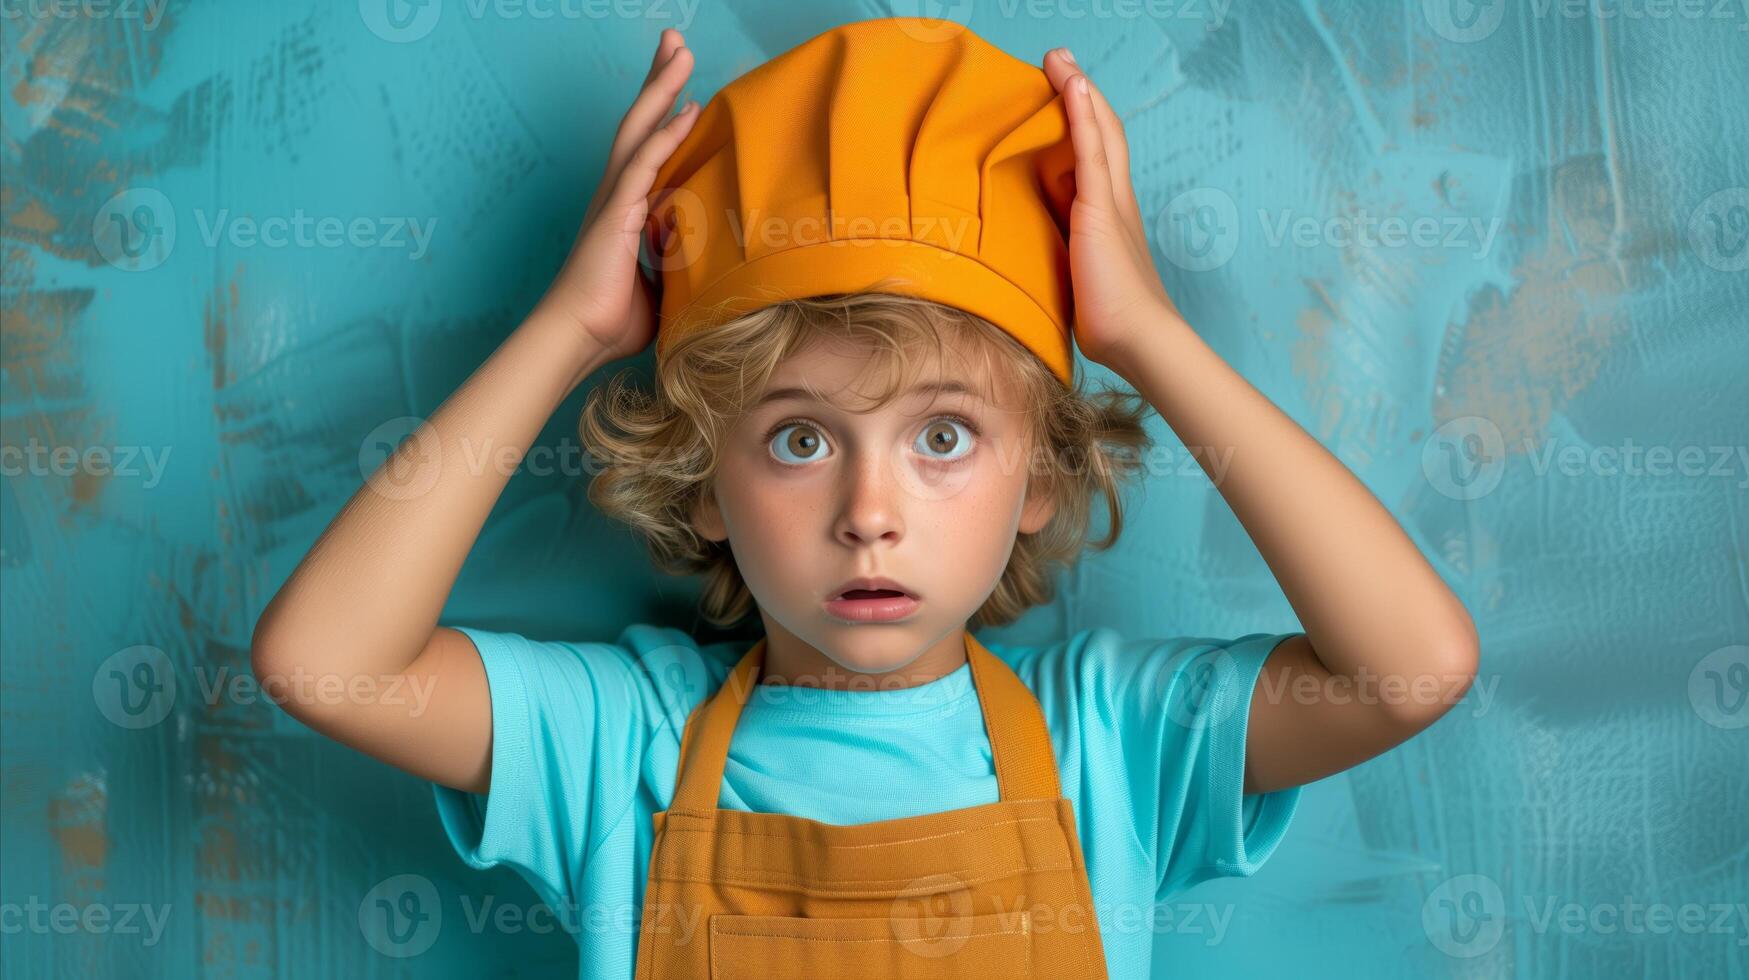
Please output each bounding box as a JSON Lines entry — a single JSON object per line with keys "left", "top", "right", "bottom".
{"left": 717, "top": 454, "right": 823, "bottom": 543}
{"left": 924, "top": 455, "right": 1029, "bottom": 540}
{"left": 739, "top": 491, "right": 800, "bottom": 543}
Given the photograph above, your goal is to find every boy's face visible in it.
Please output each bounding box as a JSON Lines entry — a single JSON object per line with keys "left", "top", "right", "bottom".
{"left": 692, "top": 335, "right": 1055, "bottom": 676}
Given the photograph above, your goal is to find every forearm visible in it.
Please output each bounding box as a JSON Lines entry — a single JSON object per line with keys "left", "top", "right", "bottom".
{"left": 252, "top": 312, "right": 609, "bottom": 678}
{"left": 1109, "top": 309, "right": 1478, "bottom": 691}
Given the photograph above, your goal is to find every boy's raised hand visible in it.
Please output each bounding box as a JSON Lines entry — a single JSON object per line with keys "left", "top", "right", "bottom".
{"left": 1042, "top": 48, "right": 1180, "bottom": 374}
{"left": 532, "top": 29, "right": 699, "bottom": 365}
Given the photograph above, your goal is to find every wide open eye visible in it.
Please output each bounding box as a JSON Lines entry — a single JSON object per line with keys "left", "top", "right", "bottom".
{"left": 769, "top": 422, "right": 831, "bottom": 465}
{"left": 914, "top": 418, "right": 974, "bottom": 461}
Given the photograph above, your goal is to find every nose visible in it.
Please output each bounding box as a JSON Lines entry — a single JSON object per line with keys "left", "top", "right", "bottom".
{"left": 833, "top": 448, "right": 904, "bottom": 547}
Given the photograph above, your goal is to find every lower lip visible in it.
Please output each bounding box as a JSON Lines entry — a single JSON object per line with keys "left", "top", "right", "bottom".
{"left": 824, "top": 593, "right": 920, "bottom": 622}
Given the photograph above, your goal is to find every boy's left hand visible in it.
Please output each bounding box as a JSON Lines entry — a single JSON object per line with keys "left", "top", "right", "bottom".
{"left": 1043, "top": 49, "right": 1181, "bottom": 372}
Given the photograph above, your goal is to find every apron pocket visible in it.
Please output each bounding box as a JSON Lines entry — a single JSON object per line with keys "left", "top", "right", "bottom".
{"left": 708, "top": 911, "right": 1031, "bottom": 978}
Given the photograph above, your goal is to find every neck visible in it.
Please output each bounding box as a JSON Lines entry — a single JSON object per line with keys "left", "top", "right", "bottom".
{"left": 753, "top": 618, "right": 970, "bottom": 690}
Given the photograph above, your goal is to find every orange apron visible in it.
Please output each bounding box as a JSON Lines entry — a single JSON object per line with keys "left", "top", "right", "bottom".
{"left": 633, "top": 630, "right": 1110, "bottom": 978}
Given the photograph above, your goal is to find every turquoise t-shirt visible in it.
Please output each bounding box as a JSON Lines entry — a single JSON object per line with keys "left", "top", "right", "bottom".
{"left": 431, "top": 624, "right": 1303, "bottom": 979}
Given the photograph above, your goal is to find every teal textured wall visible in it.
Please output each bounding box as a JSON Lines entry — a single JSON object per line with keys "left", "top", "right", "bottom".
{"left": 3, "top": 2, "right": 1746, "bottom": 977}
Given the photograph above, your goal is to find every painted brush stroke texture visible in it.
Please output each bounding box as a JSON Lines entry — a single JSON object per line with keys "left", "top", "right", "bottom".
{"left": 2, "top": 2, "right": 1745, "bottom": 976}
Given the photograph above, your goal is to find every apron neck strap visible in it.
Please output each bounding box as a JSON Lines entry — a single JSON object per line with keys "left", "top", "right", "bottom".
{"left": 669, "top": 631, "right": 1063, "bottom": 813}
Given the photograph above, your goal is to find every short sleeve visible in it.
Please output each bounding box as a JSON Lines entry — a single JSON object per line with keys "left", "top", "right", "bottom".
{"left": 1069, "top": 628, "right": 1304, "bottom": 902}
{"left": 429, "top": 626, "right": 651, "bottom": 912}
{"left": 1149, "top": 631, "right": 1304, "bottom": 900}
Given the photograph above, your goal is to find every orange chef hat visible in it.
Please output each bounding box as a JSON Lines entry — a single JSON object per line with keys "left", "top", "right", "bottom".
{"left": 644, "top": 16, "right": 1079, "bottom": 386}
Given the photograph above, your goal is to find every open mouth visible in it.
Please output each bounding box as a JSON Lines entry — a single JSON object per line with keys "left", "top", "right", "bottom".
{"left": 824, "top": 587, "right": 921, "bottom": 623}
{"left": 836, "top": 588, "right": 910, "bottom": 600}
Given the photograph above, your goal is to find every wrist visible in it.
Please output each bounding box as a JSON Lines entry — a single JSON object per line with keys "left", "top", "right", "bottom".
{"left": 1095, "top": 303, "right": 1192, "bottom": 381}
{"left": 519, "top": 308, "right": 612, "bottom": 393}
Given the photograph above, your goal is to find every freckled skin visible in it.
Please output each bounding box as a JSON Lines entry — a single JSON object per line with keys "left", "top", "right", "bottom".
{"left": 691, "top": 335, "right": 1055, "bottom": 689}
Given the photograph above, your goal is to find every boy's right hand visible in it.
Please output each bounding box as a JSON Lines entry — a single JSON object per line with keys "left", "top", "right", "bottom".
{"left": 531, "top": 29, "right": 699, "bottom": 366}
{"left": 252, "top": 34, "right": 702, "bottom": 801}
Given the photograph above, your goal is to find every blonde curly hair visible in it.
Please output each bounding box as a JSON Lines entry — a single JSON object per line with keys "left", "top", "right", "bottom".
{"left": 578, "top": 284, "right": 1155, "bottom": 629}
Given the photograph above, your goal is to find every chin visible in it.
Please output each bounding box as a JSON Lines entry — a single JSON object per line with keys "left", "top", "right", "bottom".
{"left": 806, "top": 626, "right": 928, "bottom": 678}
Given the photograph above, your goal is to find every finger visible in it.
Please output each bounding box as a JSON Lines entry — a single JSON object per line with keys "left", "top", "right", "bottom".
{"left": 1044, "top": 50, "right": 1128, "bottom": 177}
{"left": 603, "top": 98, "right": 701, "bottom": 234}
{"left": 611, "top": 43, "right": 694, "bottom": 182}
{"left": 1046, "top": 51, "right": 1143, "bottom": 244}
{"left": 1078, "top": 79, "right": 1136, "bottom": 206}
{"left": 1041, "top": 47, "right": 1081, "bottom": 102}
{"left": 588, "top": 44, "right": 695, "bottom": 224}
{"left": 1063, "top": 73, "right": 1114, "bottom": 210}
{"left": 1081, "top": 78, "right": 1150, "bottom": 255}
{"left": 645, "top": 27, "right": 685, "bottom": 84}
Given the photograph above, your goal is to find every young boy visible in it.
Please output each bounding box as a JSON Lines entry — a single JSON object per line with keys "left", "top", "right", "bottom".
{"left": 253, "top": 18, "right": 1478, "bottom": 979}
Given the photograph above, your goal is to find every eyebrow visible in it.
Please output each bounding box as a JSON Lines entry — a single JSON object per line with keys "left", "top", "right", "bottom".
{"left": 753, "top": 380, "right": 986, "bottom": 409}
